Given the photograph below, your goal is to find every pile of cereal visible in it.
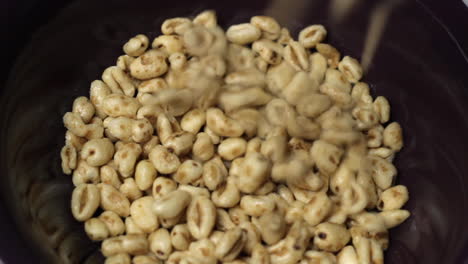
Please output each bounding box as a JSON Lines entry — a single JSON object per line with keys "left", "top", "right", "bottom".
{"left": 61, "top": 10, "right": 410, "bottom": 264}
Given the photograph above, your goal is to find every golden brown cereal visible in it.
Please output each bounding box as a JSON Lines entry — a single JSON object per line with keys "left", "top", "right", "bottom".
{"left": 373, "top": 96, "right": 391, "bottom": 124}
{"left": 99, "top": 211, "right": 125, "bottom": 237}
{"left": 130, "top": 196, "right": 159, "bottom": 233}
{"left": 159, "top": 212, "right": 185, "bottom": 229}
{"left": 240, "top": 195, "right": 275, "bottom": 217}
{"left": 63, "top": 112, "right": 104, "bottom": 139}
{"left": 219, "top": 87, "right": 273, "bottom": 113}
{"left": 63, "top": 11, "right": 409, "bottom": 263}
{"left": 237, "top": 153, "right": 271, "bottom": 193}
{"left": 162, "top": 17, "right": 192, "bottom": 35}
{"left": 252, "top": 39, "right": 283, "bottom": 65}
{"left": 303, "top": 192, "right": 333, "bottom": 226}
{"left": 125, "top": 217, "right": 144, "bottom": 235}
{"left": 101, "top": 234, "right": 149, "bottom": 257}
{"left": 101, "top": 94, "right": 140, "bottom": 118}
{"left": 71, "top": 184, "right": 100, "bottom": 221}
{"left": 151, "top": 177, "right": 177, "bottom": 200}
{"left": 73, "top": 96, "right": 96, "bottom": 124}
{"left": 283, "top": 72, "right": 319, "bottom": 106}
{"left": 287, "top": 115, "right": 321, "bottom": 140}
{"left": 192, "top": 132, "right": 215, "bottom": 162}
{"left": 250, "top": 16, "right": 281, "bottom": 40}
{"left": 102, "top": 66, "right": 137, "bottom": 96}
{"left": 153, "top": 190, "right": 191, "bottom": 219}
{"left": 284, "top": 41, "right": 310, "bottom": 71}
{"left": 338, "top": 56, "right": 363, "bottom": 83}
{"left": 149, "top": 228, "right": 173, "bottom": 260}
{"left": 184, "top": 26, "right": 214, "bottom": 57}
{"left": 299, "top": 25, "right": 327, "bottom": 48}
{"left": 206, "top": 108, "right": 244, "bottom": 137}
{"left": 216, "top": 208, "right": 236, "bottom": 231}
{"left": 156, "top": 113, "right": 181, "bottom": 144}
{"left": 103, "top": 117, "right": 134, "bottom": 142}
{"left": 377, "top": 185, "right": 409, "bottom": 211}
{"left": 152, "top": 35, "right": 184, "bottom": 54}
{"left": 310, "top": 140, "right": 344, "bottom": 175}
{"left": 202, "top": 156, "right": 228, "bottom": 191}
{"left": 124, "top": 34, "right": 149, "bottom": 57}
{"left": 194, "top": 10, "right": 217, "bottom": 28}
{"left": 171, "top": 224, "right": 192, "bottom": 251}
{"left": 178, "top": 185, "right": 210, "bottom": 198}
{"left": 226, "top": 43, "right": 256, "bottom": 72}
{"left": 138, "top": 77, "right": 168, "bottom": 93}
{"left": 114, "top": 142, "right": 142, "bottom": 178}
{"left": 133, "top": 255, "right": 161, "bottom": 264}
{"left": 81, "top": 138, "right": 115, "bottom": 167}
{"left": 215, "top": 227, "right": 247, "bottom": 261}
{"left": 383, "top": 122, "right": 403, "bottom": 151}
{"left": 173, "top": 159, "right": 203, "bottom": 185}
{"left": 379, "top": 209, "right": 411, "bottom": 229}
{"left": 132, "top": 118, "right": 154, "bottom": 143}
{"left": 228, "top": 108, "right": 261, "bottom": 139}
{"left": 268, "top": 235, "right": 303, "bottom": 263}
{"left": 324, "top": 68, "right": 352, "bottom": 94}
{"left": 99, "top": 166, "right": 121, "bottom": 190}
{"left": 218, "top": 138, "right": 247, "bottom": 161}
{"left": 134, "top": 160, "right": 157, "bottom": 191}
{"left": 303, "top": 250, "right": 337, "bottom": 264}
{"left": 65, "top": 130, "right": 87, "bottom": 151}
{"left": 116, "top": 55, "right": 135, "bottom": 72}
{"left": 186, "top": 196, "right": 216, "bottom": 239}
{"left": 99, "top": 183, "right": 131, "bottom": 217}
{"left": 163, "top": 132, "right": 195, "bottom": 156}
{"left": 61, "top": 144, "right": 77, "bottom": 175}
{"left": 265, "top": 60, "right": 296, "bottom": 96}
{"left": 212, "top": 177, "right": 241, "bottom": 208}
{"left": 142, "top": 136, "right": 160, "bottom": 157}
{"left": 337, "top": 246, "right": 359, "bottom": 264}
{"left": 120, "top": 178, "right": 143, "bottom": 201}
{"left": 130, "top": 50, "right": 169, "bottom": 80}
{"left": 149, "top": 145, "right": 181, "bottom": 174}
{"left": 369, "top": 155, "right": 397, "bottom": 190}
{"left": 264, "top": 98, "right": 295, "bottom": 127}
{"left": 189, "top": 239, "right": 217, "bottom": 263}
{"left": 225, "top": 69, "right": 266, "bottom": 88}
{"left": 228, "top": 207, "right": 249, "bottom": 225}
{"left": 181, "top": 108, "right": 206, "bottom": 134}
{"left": 226, "top": 23, "right": 261, "bottom": 45}
{"left": 105, "top": 253, "right": 131, "bottom": 264}
{"left": 90, "top": 80, "right": 112, "bottom": 118}
{"left": 85, "top": 218, "right": 110, "bottom": 241}
{"left": 316, "top": 43, "right": 341, "bottom": 68}
{"left": 285, "top": 200, "right": 305, "bottom": 224}
{"left": 277, "top": 27, "right": 292, "bottom": 45}
{"left": 314, "top": 222, "right": 351, "bottom": 252}
{"left": 255, "top": 209, "right": 287, "bottom": 245}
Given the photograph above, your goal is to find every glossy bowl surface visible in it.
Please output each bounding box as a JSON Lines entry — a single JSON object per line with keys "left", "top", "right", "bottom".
{"left": 2, "top": 0, "right": 468, "bottom": 263}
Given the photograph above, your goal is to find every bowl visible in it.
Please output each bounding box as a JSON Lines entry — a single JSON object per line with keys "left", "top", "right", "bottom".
{"left": 2, "top": 0, "right": 468, "bottom": 263}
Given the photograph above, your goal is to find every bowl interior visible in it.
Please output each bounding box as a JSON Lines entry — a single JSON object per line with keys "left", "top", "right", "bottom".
{"left": 2, "top": 0, "right": 468, "bottom": 263}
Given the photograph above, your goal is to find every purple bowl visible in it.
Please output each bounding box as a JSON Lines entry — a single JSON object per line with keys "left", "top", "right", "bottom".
{"left": 1, "top": 0, "right": 468, "bottom": 263}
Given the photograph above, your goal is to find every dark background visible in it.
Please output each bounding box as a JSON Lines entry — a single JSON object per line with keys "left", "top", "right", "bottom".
{"left": 3, "top": 0, "right": 468, "bottom": 83}
{"left": 1, "top": 0, "right": 468, "bottom": 263}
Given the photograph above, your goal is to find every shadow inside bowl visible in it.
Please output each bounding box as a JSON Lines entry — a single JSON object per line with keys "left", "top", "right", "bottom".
{"left": 2, "top": 0, "right": 468, "bottom": 263}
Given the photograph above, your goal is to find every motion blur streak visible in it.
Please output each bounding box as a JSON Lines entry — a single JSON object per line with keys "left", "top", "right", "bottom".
{"left": 263, "top": 0, "right": 316, "bottom": 24}
{"left": 361, "top": 0, "right": 402, "bottom": 72}
{"left": 329, "top": 0, "right": 362, "bottom": 24}
{"left": 260, "top": 0, "right": 402, "bottom": 74}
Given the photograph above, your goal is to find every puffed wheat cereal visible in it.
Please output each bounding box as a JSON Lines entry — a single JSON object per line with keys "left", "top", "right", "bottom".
{"left": 62, "top": 10, "right": 409, "bottom": 263}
